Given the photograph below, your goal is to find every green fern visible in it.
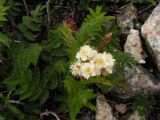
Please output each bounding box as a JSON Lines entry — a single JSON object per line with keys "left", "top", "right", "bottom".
{"left": 3, "top": 43, "right": 44, "bottom": 103}
{"left": 4, "top": 43, "right": 67, "bottom": 104}
{"left": 0, "top": 32, "right": 10, "bottom": 48}
{"left": 64, "top": 75, "right": 96, "bottom": 120}
{"left": 50, "top": 23, "right": 78, "bottom": 60}
{"left": 132, "top": 95, "right": 156, "bottom": 116}
{"left": 18, "top": 5, "right": 46, "bottom": 41}
{"left": 76, "top": 6, "right": 114, "bottom": 44}
{"left": 0, "top": 0, "right": 8, "bottom": 26}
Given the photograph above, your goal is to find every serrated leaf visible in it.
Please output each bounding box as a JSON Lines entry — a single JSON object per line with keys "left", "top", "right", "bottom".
{"left": 0, "top": 32, "right": 10, "bottom": 48}
{"left": 85, "top": 102, "right": 96, "bottom": 111}
{"left": 48, "top": 78, "right": 58, "bottom": 90}
{"left": 23, "top": 16, "right": 41, "bottom": 32}
{"left": 39, "top": 89, "right": 49, "bottom": 104}
{"left": 76, "top": 7, "right": 114, "bottom": 44}
{"left": 4, "top": 79, "right": 24, "bottom": 86}
{"left": 30, "top": 5, "right": 46, "bottom": 17}
{"left": 16, "top": 44, "right": 42, "bottom": 72}
{"left": 54, "top": 60, "right": 66, "bottom": 74}
{"left": 68, "top": 88, "right": 95, "bottom": 120}
{"left": 81, "top": 76, "right": 113, "bottom": 86}
{"left": 16, "top": 70, "right": 31, "bottom": 95}
{"left": 18, "top": 23, "right": 35, "bottom": 41}
{"left": 16, "top": 83, "right": 29, "bottom": 95}
{"left": 29, "top": 87, "right": 42, "bottom": 101}
{"left": 68, "top": 96, "right": 82, "bottom": 120}
{"left": 8, "top": 104, "right": 24, "bottom": 118}
{"left": 64, "top": 76, "right": 96, "bottom": 120}
{"left": 19, "top": 83, "right": 37, "bottom": 100}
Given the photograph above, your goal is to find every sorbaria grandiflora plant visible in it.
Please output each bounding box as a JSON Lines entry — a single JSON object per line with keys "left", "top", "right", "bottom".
{"left": 50, "top": 6, "right": 136, "bottom": 120}
{"left": 0, "top": 1, "right": 136, "bottom": 119}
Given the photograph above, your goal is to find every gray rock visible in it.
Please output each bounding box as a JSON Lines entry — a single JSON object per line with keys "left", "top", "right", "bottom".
{"left": 113, "top": 65, "right": 160, "bottom": 99}
{"left": 117, "top": 4, "right": 137, "bottom": 34}
{"left": 79, "top": 111, "right": 94, "bottom": 120}
{"left": 124, "top": 66, "right": 158, "bottom": 96}
{"left": 128, "top": 112, "right": 146, "bottom": 120}
{"left": 141, "top": 4, "right": 160, "bottom": 72}
{"left": 96, "top": 93, "right": 116, "bottom": 120}
{"left": 112, "top": 27, "right": 160, "bottom": 99}
{"left": 124, "top": 29, "right": 146, "bottom": 64}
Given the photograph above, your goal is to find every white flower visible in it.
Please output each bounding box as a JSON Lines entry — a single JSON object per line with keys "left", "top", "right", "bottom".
{"left": 101, "top": 66, "right": 114, "bottom": 75}
{"left": 88, "top": 49, "right": 98, "bottom": 61}
{"left": 71, "top": 44, "right": 115, "bottom": 79}
{"left": 105, "top": 53, "right": 115, "bottom": 66}
{"left": 106, "top": 66, "right": 114, "bottom": 74}
{"left": 94, "top": 64, "right": 101, "bottom": 76}
{"left": 94, "top": 52, "right": 107, "bottom": 69}
{"left": 70, "top": 61, "right": 82, "bottom": 76}
{"left": 76, "top": 45, "right": 93, "bottom": 61}
{"left": 81, "top": 62, "right": 95, "bottom": 79}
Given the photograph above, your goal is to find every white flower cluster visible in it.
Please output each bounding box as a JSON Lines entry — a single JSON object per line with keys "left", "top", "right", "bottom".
{"left": 70, "top": 45, "right": 115, "bottom": 79}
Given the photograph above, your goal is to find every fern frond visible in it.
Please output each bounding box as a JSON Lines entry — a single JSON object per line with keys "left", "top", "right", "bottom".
{"left": 49, "top": 23, "right": 78, "bottom": 61}
{"left": 0, "top": 0, "right": 8, "bottom": 26}
{"left": 18, "top": 4, "right": 45, "bottom": 41}
{"left": 76, "top": 6, "right": 114, "bottom": 44}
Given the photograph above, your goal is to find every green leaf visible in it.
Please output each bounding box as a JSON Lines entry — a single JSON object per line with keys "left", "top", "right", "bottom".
{"left": 0, "top": 4, "right": 8, "bottom": 24}
{"left": 54, "top": 23, "right": 78, "bottom": 60}
{"left": 19, "top": 82, "right": 37, "bottom": 100}
{"left": 81, "top": 76, "right": 113, "bottom": 86}
{"left": 113, "top": 51, "right": 137, "bottom": 70}
{"left": 30, "top": 5, "right": 46, "bottom": 17}
{"left": 0, "top": 0, "right": 6, "bottom": 6}
{"left": 76, "top": 6, "right": 114, "bottom": 44}
{"left": 16, "top": 83, "right": 29, "bottom": 95}
{"left": 18, "top": 23, "right": 35, "bottom": 41}
{"left": 16, "top": 69, "right": 32, "bottom": 95}
{"left": 68, "top": 88, "right": 95, "bottom": 120}
{"left": 0, "top": 115, "right": 5, "bottom": 120}
{"left": 54, "top": 60, "right": 67, "bottom": 74}
{"left": 39, "top": 89, "right": 49, "bottom": 104}
{"left": 29, "top": 87, "right": 42, "bottom": 101}
{"left": 8, "top": 104, "right": 24, "bottom": 119}
{"left": 22, "top": 16, "right": 41, "bottom": 32}
{"left": 85, "top": 102, "right": 96, "bottom": 111}
{"left": 132, "top": 95, "right": 156, "bottom": 116}
{"left": 4, "top": 79, "right": 24, "bottom": 86}
{"left": 64, "top": 76, "right": 96, "bottom": 120}
{"left": 0, "top": 33, "right": 10, "bottom": 48}
{"left": 19, "top": 69, "right": 40, "bottom": 100}
{"left": 16, "top": 44, "right": 42, "bottom": 72}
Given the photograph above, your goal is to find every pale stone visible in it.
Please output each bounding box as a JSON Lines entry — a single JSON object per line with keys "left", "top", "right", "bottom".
{"left": 141, "top": 4, "right": 160, "bottom": 71}
{"left": 96, "top": 93, "right": 116, "bottom": 120}
{"left": 124, "top": 29, "right": 146, "bottom": 63}
{"left": 128, "top": 112, "right": 146, "bottom": 120}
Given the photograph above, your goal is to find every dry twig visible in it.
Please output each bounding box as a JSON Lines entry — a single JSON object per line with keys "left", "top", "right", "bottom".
{"left": 22, "top": 0, "right": 29, "bottom": 15}
{"left": 41, "top": 109, "right": 60, "bottom": 120}
{"left": 9, "top": 100, "right": 24, "bottom": 105}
